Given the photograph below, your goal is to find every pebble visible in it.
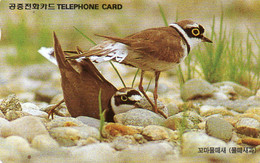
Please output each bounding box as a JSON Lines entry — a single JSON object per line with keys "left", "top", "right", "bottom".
{"left": 103, "top": 123, "right": 140, "bottom": 138}
{"left": 35, "top": 86, "right": 61, "bottom": 103}
{"left": 166, "top": 103, "right": 179, "bottom": 116}
{"left": 135, "top": 98, "right": 168, "bottom": 118}
{"left": 1, "top": 116, "right": 49, "bottom": 142}
{"left": 5, "top": 136, "right": 38, "bottom": 157}
{"left": 114, "top": 109, "right": 165, "bottom": 127}
{"left": 245, "top": 107, "right": 260, "bottom": 116}
{"left": 241, "top": 137, "right": 260, "bottom": 146}
{"left": 0, "top": 117, "right": 9, "bottom": 129}
{"left": 46, "top": 117, "right": 84, "bottom": 130}
{"left": 49, "top": 125, "right": 100, "bottom": 146}
{"left": 16, "top": 92, "right": 35, "bottom": 102}
{"left": 235, "top": 118, "right": 260, "bottom": 137}
{"left": 206, "top": 117, "right": 233, "bottom": 141}
{"left": 5, "top": 110, "right": 32, "bottom": 121}
{"left": 203, "top": 99, "right": 260, "bottom": 113}
{"left": 142, "top": 125, "right": 170, "bottom": 141}
{"left": 71, "top": 143, "right": 118, "bottom": 162}
{"left": 21, "top": 102, "right": 48, "bottom": 116}
{"left": 182, "top": 131, "right": 235, "bottom": 161}
{"left": 200, "top": 105, "right": 233, "bottom": 117}
{"left": 0, "top": 110, "right": 4, "bottom": 118}
{"left": 163, "top": 114, "right": 194, "bottom": 130}
{"left": 31, "top": 134, "right": 59, "bottom": 151}
{"left": 112, "top": 135, "right": 137, "bottom": 151}
{"left": 21, "top": 64, "right": 57, "bottom": 81}
{"left": 119, "top": 142, "right": 178, "bottom": 162}
{"left": 213, "top": 81, "right": 254, "bottom": 97}
{"left": 76, "top": 116, "right": 101, "bottom": 128}
{"left": 181, "top": 79, "right": 216, "bottom": 101}
{"left": 0, "top": 94, "right": 22, "bottom": 114}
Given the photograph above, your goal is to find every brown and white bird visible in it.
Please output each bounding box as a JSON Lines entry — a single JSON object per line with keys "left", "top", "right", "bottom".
{"left": 67, "top": 20, "right": 213, "bottom": 116}
{"left": 39, "top": 33, "right": 142, "bottom": 122}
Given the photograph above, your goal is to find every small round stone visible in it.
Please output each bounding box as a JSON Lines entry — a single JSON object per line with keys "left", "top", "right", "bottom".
{"left": 31, "top": 134, "right": 59, "bottom": 151}
{"left": 206, "top": 117, "right": 233, "bottom": 141}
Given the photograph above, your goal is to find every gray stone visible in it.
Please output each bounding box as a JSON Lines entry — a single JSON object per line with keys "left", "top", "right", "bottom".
{"left": 203, "top": 99, "right": 260, "bottom": 113}
{"left": 236, "top": 118, "right": 260, "bottom": 137}
{"left": 206, "top": 117, "right": 233, "bottom": 141}
{"left": 21, "top": 64, "right": 57, "bottom": 81}
{"left": 71, "top": 143, "right": 118, "bottom": 162}
{"left": 119, "top": 141, "right": 178, "bottom": 162}
{"left": 166, "top": 103, "right": 179, "bottom": 116}
{"left": 213, "top": 81, "right": 254, "bottom": 97}
{"left": 0, "top": 94, "right": 22, "bottom": 114}
{"left": 35, "top": 86, "right": 61, "bottom": 103}
{"left": 135, "top": 98, "right": 168, "bottom": 118}
{"left": 114, "top": 109, "right": 165, "bottom": 127}
{"left": 76, "top": 116, "right": 100, "bottom": 128}
{"left": 1, "top": 116, "right": 49, "bottom": 142}
{"left": 181, "top": 79, "right": 216, "bottom": 101}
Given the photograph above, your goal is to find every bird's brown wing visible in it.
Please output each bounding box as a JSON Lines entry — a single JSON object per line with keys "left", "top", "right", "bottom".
{"left": 53, "top": 32, "right": 117, "bottom": 122}
{"left": 94, "top": 27, "right": 186, "bottom": 63}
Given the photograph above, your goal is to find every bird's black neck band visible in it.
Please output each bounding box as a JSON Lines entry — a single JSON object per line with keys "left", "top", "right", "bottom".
{"left": 170, "top": 25, "right": 191, "bottom": 54}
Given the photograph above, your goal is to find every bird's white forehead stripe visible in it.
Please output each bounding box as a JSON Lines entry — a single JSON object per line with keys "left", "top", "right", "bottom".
{"left": 186, "top": 23, "right": 199, "bottom": 28}
{"left": 128, "top": 95, "right": 142, "bottom": 101}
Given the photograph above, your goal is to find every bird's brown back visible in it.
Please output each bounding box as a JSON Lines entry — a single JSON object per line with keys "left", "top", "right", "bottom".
{"left": 53, "top": 32, "right": 117, "bottom": 122}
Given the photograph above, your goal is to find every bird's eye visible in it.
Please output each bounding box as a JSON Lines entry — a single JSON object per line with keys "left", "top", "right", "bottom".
{"left": 121, "top": 95, "right": 128, "bottom": 101}
{"left": 191, "top": 28, "right": 200, "bottom": 36}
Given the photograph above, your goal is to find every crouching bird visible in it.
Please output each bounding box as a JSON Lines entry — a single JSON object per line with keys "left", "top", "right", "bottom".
{"left": 39, "top": 32, "right": 142, "bottom": 122}
{"left": 66, "top": 20, "right": 212, "bottom": 116}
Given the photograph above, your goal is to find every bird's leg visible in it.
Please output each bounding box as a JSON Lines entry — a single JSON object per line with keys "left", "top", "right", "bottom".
{"left": 153, "top": 72, "right": 167, "bottom": 118}
{"left": 48, "top": 99, "right": 65, "bottom": 119}
{"left": 138, "top": 70, "right": 155, "bottom": 108}
{"left": 154, "top": 71, "right": 160, "bottom": 113}
{"left": 138, "top": 70, "right": 167, "bottom": 119}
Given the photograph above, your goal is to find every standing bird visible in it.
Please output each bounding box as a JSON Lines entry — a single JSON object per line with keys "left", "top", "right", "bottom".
{"left": 67, "top": 20, "right": 213, "bottom": 115}
{"left": 39, "top": 33, "right": 142, "bottom": 122}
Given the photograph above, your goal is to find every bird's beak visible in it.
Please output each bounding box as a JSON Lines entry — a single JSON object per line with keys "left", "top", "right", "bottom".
{"left": 202, "top": 36, "right": 213, "bottom": 43}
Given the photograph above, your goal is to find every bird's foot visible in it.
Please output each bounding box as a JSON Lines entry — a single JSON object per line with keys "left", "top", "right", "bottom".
{"left": 154, "top": 105, "right": 168, "bottom": 119}
{"left": 47, "top": 99, "right": 65, "bottom": 119}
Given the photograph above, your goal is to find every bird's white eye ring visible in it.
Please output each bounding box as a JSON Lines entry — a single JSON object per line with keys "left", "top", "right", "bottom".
{"left": 192, "top": 28, "right": 200, "bottom": 36}
{"left": 121, "top": 95, "right": 128, "bottom": 101}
